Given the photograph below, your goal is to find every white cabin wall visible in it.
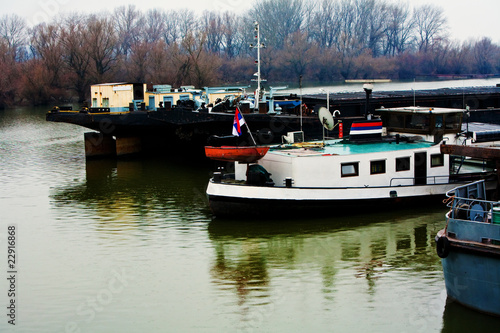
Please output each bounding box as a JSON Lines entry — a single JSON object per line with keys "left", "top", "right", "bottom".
{"left": 426, "top": 146, "right": 449, "bottom": 184}
{"left": 235, "top": 162, "right": 246, "bottom": 180}
{"left": 285, "top": 151, "right": 406, "bottom": 188}
{"left": 260, "top": 146, "right": 449, "bottom": 188}
{"left": 259, "top": 155, "right": 292, "bottom": 185}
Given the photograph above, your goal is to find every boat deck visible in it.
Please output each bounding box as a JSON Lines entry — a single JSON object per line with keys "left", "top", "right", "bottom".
{"left": 271, "top": 139, "right": 435, "bottom": 157}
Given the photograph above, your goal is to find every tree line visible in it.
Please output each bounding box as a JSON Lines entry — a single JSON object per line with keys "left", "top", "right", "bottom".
{"left": 1, "top": 0, "right": 499, "bottom": 107}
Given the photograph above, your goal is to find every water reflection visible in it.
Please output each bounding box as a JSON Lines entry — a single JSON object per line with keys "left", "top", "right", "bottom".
{"left": 50, "top": 157, "right": 212, "bottom": 232}
{"left": 442, "top": 300, "right": 500, "bottom": 332}
{"left": 208, "top": 208, "right": 447, "bottom": 326}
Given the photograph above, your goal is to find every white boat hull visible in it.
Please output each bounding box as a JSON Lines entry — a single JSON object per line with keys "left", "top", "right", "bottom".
{"left": 207, "top": 181, "right": 463, "bottom": 217}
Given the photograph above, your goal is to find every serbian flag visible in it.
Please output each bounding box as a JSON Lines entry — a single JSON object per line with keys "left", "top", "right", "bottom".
{"left": 232, "top": 108, "right": 246, "bottom": 136}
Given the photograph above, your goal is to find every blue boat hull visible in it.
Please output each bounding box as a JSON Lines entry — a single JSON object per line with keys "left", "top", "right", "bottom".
{"left": 441, "top": 249, "right": 500, "bottom": 316}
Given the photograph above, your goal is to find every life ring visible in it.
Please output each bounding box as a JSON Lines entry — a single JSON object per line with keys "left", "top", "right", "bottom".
{"left": 436, "top": 236, "right": 450, "bottom": 258}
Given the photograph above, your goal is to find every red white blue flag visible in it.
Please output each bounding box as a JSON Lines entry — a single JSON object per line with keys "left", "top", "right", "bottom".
{"left": 232, "top": 108, "right": 246, "bottom": 136}
{"left": 349, "top": 121, "right": 383, "bottom": 135}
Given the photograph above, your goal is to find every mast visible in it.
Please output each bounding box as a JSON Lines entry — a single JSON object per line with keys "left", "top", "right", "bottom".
{"left": 250, "top": 22, "right": 266, "bottom": 111}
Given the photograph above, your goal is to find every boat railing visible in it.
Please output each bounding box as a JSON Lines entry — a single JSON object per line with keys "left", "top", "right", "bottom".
{"left": 445, "top": 180, "right": 500, "bottom": 222}
{"left": 389, "top": 175, "right": 450, "bottom": 187}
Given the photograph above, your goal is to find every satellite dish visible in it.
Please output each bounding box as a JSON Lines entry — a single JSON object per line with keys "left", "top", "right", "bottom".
{"left": 318, "top": 107, "right": 334, "bottom": 130}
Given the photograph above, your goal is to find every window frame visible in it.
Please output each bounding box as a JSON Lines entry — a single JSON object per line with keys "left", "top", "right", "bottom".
{"left": 431, "top": 154, "right": 444, "bottom": 168}
{"left": 396, "top": 156, "right": 411, "bottom": 172}
{"left": 370, "top": 159, "right": 386, "bottom": 175}
{"left": 341, "top": 162, "right": 359, "bottom": 177}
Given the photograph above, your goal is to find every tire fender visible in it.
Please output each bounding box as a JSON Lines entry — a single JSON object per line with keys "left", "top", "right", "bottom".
{"left": 436, "top": 236, "right": 450, "bottom": 258}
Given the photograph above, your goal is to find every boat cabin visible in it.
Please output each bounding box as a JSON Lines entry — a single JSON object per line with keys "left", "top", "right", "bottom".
{"left": 376, "top": 106, "right": 464, "bottom": 144}
{"left": 234, "top": 139, "right": 449, "bottom": 189}
{"left": 91, "top": 83, "right": 146, "bottom": 112}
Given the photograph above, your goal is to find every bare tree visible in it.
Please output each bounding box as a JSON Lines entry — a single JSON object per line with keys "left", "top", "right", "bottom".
{"left": 413, "top": 4, "right": 448, "bottom": 53}
{"left": 358, "top": 0, "right": 388, "bottom": 57}
{"left": 0, "top": 14, "right": 27, "bottom": 61}
{"left": 163, "top": 10, "right": 181, "bottom": 45}
{"left": 473, "top": 37, "right": 499, "bottom": 74}
{"left": 114, "top": 5, "right": 144, "bottom": 57}
{"left": 176, "top": 32, "right": 221, "bottom": 87}
{"left": 85, "top": 15, "right": 118, "bottom": 82}
{"left": 127, "top": 41, "right": 150, "bottom": 82}
{"left": 308, "top": 0, "right": 386, "bottom": 56}
{"left": 221, "top": 12, "right": 243, "bottom": 58}
{"left": 447, "top": 41, "right": 474, "bottom": 74}
{"left": 201, "top": 11, "right": 224, "bottom": 54}
{"left": 60, "top": 15, "right": 92, "bottom": 102}
{"left": 177, "top": 9, "right": 198, "bottom": 41}
{"left": 307, "top": 0, "right": 341, "bottom": 49}
{"left": 280, "top": 31, "right": 318, "bottom": 78}
{"left": 251, "top": 0, "right": 304, "bottom": 49}
{"left": 144, "top": 9, "right": 167, "bottom": 44}
{"left": 30, "top": 23, "right": 65, "bottom": 87}
{"left": 382, "top": 2, "right": 414, "bottom": 56}
{"left": 0, "top": 39, "right": 20, "bottom": 106}
{"left": 147, "top": 40, "right": 175, "bottom": 83}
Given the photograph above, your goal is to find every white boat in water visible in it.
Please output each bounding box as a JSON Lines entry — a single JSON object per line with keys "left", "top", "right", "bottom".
{"left": 206, "top": 106, "right": 496, "bottom": 218}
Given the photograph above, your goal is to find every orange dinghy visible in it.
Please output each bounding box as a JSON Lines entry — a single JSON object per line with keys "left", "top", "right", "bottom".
{"left": 205, "top": 146, "right": 270, "bottom": 163}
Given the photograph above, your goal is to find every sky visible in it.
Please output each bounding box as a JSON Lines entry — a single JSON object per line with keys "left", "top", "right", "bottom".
{"left": 4, "top": 0, "right": 500, "bottom": 43}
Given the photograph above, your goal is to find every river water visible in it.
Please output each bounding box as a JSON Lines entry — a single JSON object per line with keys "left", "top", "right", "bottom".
{"left": 1, "top": 94, "right": 500, "bottom": 332}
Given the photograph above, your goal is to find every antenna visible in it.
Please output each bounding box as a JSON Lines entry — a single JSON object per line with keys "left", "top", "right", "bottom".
{"left": 319, "top": 88, "right": 330, "bottom": 112}
{"left": 413, "top": 78, "right": 416, "bottom": 107}
{"left": 299, "top": 75, "right": 303, "bottom": 131}
{"left": 462, "top": 79, "right": 466, "bottom": 109}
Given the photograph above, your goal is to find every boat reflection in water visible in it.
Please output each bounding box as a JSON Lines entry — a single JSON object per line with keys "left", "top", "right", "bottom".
{"left": 52, "top": 157, "right": 213, "bottom": 229}
{"left": 442, "top": 300, "right": 500, "bottom": 332}
{"left": 207, "top": 207, "right": 450, "bottom": 331}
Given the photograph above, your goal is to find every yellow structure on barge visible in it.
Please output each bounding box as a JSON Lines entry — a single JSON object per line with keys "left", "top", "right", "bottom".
{"left": 90, "top": 82, "right": 248, "bottom": 112}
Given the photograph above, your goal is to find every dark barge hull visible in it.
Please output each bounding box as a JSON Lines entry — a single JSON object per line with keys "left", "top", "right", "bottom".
{"left": 207, "top": 193, "right": 446, "bottom": 219}
{"left": 46, "top": 86, "right": 500, "bottom": 157}
{"left": 46, "top": 108, "right": 335, "bottom": 156}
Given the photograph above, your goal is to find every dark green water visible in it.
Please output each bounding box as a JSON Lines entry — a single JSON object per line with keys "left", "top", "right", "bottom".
{"left": 1, "top": 106, "right": 500, "bottom": 332}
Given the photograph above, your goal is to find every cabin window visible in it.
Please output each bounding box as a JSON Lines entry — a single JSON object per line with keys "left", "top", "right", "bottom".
{"left": 431, "top": 154, "right": 444, "bottom": 167}
{"left": 435, "top": 115, "right": 443, "bottom": 129}
{"left": 92, "top": 98, "right": 97, "bottom": 107}
{"left": 396, "top": 157, "right": 411, "bottom": 172}
{"left": 445, "top": 113, "right": 461, "bottom": 130}
{"left": 388, "top": 114, "right": 405, "bottom": 128}
{"left": 102, "top": 98, "right": 109, "bottom": 107}
{"left": 341, "top": 162, "right": 359, "bottom": 177}
{"left": 407, "top": 114, "right": 429, "bottom": 130}
{"left": 370, "top": 160, "right": 386, "bottom": 175}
